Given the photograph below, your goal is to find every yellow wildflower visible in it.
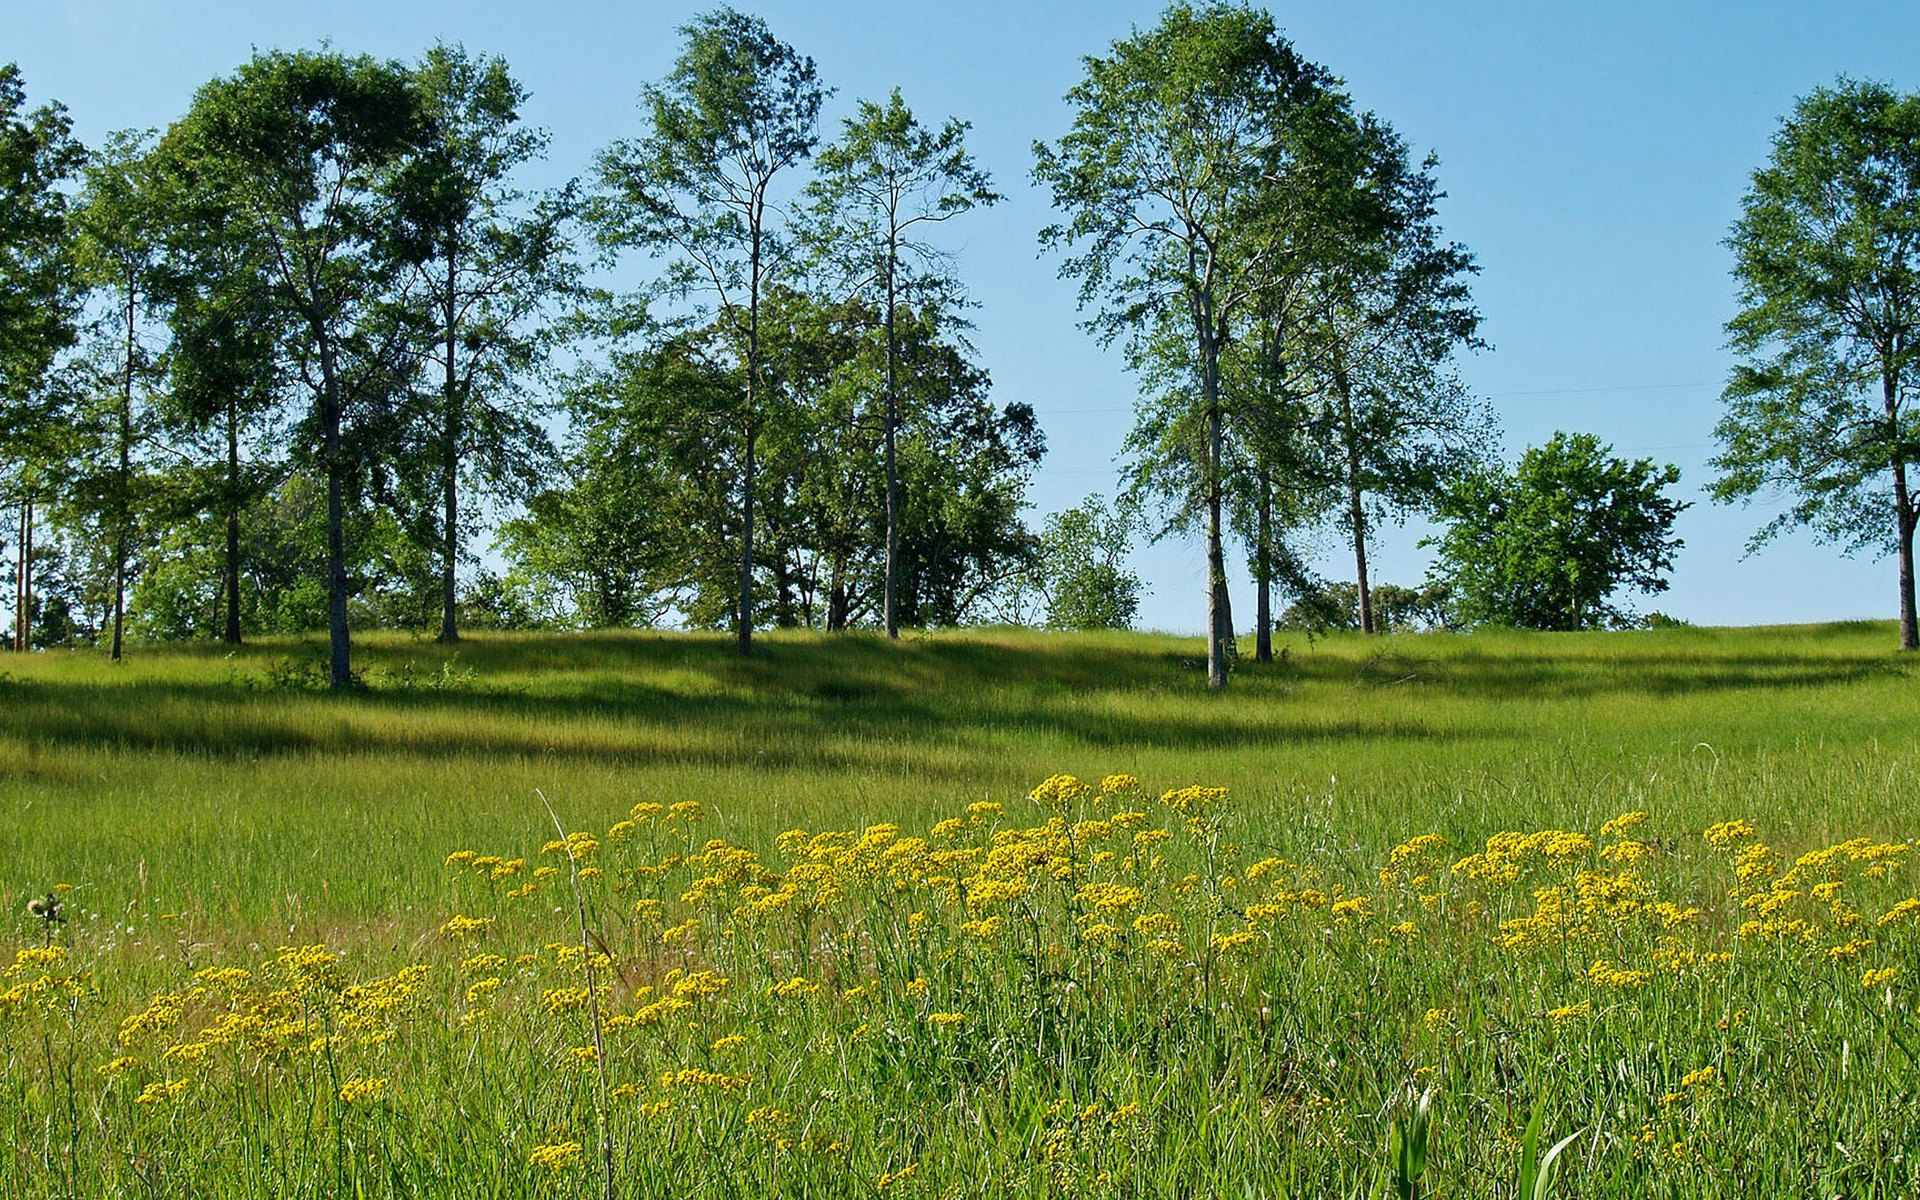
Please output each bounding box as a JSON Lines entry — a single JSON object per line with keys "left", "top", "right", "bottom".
{"left": 338, "top": 1077, "right": 389, "bottom": 1103}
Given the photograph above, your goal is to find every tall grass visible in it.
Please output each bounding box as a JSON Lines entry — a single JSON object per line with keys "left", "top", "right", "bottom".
{"left": 3, "top": 624, "right": 1919, "bottom": 1195}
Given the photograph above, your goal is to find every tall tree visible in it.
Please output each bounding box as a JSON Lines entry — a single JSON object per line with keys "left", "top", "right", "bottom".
{"left": 158, "top": 50, "right": 421, "bottom": 686}
{"left": 0, "top": 64, "right": 86, "bottom": 652}
{"left": 803, "top": 89, "right": 998, "bottom": 637}
{"left": 159, "top": 213, "right": 287, "bottom": 646}
{"left": 1035, "top": 2, "right": 1339, "bottom": 688}
{"left": 1715, "top": 78, "right": 1920, "bottom": 650}
{"left": 592, "top": 7, "right": 824, "bottom": 656}
{"left": 1289, "top": 114, "right": 1486, "bottom": 635}
{"left": 73, "top": 130, "right": 170, "bottom": 660}
{"left": 391, "top": 44, "right": 574, "bottom": 643}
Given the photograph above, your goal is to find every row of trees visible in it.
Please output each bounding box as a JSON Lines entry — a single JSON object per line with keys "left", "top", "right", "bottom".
{"left": 0, "top": 5, "right": 1691, "bottom": 690}
{"left": 0, "top": 15, "right": 1098, "bottom": 685}
{"left": 14, "top": 5, "right": 1900, "bottom": 683}
{"left": 1034, "top": 11, "right": 1920, "bottom": 666}
{"left": 1034, "top": 4, "right": 1501, "bottom": 686}
{"left": 1, "top": 49, "right": 586, "bottom": 684}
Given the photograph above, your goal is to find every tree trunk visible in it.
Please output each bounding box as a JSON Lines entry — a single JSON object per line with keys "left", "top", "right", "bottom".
{"left": 1255, "top": 469, "right": 1272, "bottom": 663}
{"left": 224, "top": 397, "right": 243, "bottom": 646}
{"left": 883, "top": 249, "right": 901, "bottom": 640}
{"left": 19, "top": 499, "right": 32, "bottom": 652}
{"left": 737, "top": 224, "right": 763, "bottom": 658}
{"left": 13, "top": 502, "right": 26, "bottom": 652}
{"left": 320, "top": 337, "right": 351, "bottom": 689}
{"left": 1339, "top": 369, "right": 1375, "bottom": 635}
{"left": 1898, "top": 502, "right": 1918, "bottom": 652}
{"left": 439, "top": 249, "right": 461, "bottom": 644}
{"left": 1205, "top": 375, "right": 1229, "bottom": 690}
{"left": 112, "top": 281, "right": 135, "bottom": 662}
{"left": 738, "top": 421, "right": 757, "bottom": 655}
{"left": 1191, "top": 277, "right": 1229, "bottom": 689}
{"left": 1889, "top": 371, "right": 1918, "bottom": 651}
{"left": 827, "top": 552, "right": 849, "bottom": 632}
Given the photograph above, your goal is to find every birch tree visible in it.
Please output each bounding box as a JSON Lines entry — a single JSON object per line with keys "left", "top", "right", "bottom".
{"left": 592, "top": 8, "right": 823, "bottom": 655}
{"left": 804, "top": 90, "right": 997, "bottom": 637}
{"left": 1035, "top": 3, "right": 1339, "bottom": 687}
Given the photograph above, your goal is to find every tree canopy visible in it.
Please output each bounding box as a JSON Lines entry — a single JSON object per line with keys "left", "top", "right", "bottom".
{"left": 592, "top": 6, "right": 824, "bottom": 655}
{"left": 1428, "top": 432, "right": 1684, "bottom": 631}
{"left": 1714, "top": 77, "right": 1920, "bottom": 649}
{"left": 1036, "top": 1, "right": 1344, "bottom": 687}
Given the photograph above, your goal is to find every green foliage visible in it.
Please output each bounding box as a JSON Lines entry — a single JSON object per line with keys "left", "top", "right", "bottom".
{"left": 1037, "top": 2, "right": 1347, "bottom": 687}
{"left": 496, "top": 335, "right": 725, "bottom": 629}
{"left": 1034, "top": 494, "right": 1145, "bottom": 630}
{"left": 1280, "top": 579, "right": 1453, "bottom": 633}
{"left": 129, "top": 471, "right": 437, "bottom": 639}
{"left": 1428, "top": 432, "right": 1684, "bottom": 631}
{"left": 0, "top": 63, "right": 85, "bottom": 421}
{"left": 1714, "top": 77, "right": 1920, "bottom": 648}
{"left": 1390, "top": 1087, "right": 1434, "bottom": 1200}
{"left": 1517, "top": 1108, "right": 1583, "bottom": 1200}
{"left": 507, "top": 291, "right": 1042, "bottom": 631}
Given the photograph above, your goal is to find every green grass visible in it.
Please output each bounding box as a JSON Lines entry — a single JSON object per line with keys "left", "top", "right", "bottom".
{"left": 4, "top": 623, "right": 1920, "bottom": 1197}
{"left": 3, "top": 623, "right": 1913, "bottom": 933}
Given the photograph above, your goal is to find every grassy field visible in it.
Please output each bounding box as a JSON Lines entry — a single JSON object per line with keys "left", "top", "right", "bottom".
{"left": 3, "top": 623, "right": 1920, "bottom": 1196}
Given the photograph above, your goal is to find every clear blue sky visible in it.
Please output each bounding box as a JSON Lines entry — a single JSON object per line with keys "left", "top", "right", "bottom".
{"left": 15, "top": 1, "right": 1920, "bottom": 633}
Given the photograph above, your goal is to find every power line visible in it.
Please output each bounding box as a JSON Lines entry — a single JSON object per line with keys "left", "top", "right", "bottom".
{"left": 1029, "top": 380, "right": 1724, "bottom": 417}
{"left": 1488, "top": 381, "right": 1720, "bottom": 398}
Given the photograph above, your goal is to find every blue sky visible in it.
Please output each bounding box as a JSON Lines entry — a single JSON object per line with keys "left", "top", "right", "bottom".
{"left": 15, "top": 1, "right": 1920, "bottom": 633}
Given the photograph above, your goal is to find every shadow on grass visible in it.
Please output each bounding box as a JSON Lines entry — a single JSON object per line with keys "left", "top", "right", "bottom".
{"left": 0, "top": 674, "right": 1467, "bottom": 773}
{"left": 0, "top": 625, "right": 1904, "bottom": 771}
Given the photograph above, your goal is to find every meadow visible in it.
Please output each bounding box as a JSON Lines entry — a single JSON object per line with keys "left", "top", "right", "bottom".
{"left": 3, "top": 623, "right": 1919, "bottom": 1197}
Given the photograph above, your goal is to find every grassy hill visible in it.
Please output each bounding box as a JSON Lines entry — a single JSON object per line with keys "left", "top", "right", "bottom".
{"left": 3, "top": 622, "right": 1913, "bottom": 931}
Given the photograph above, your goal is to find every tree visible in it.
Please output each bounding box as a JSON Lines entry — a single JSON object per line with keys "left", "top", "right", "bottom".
{"left": 1714, "top": 78, "right": 1920, "bottom": 650}
{"left": 499, "top": 332, "right": 738, "bottom": 630}
{"left": 750, "top": 287, "right": 1042, "bottom": 630}
{"left": 1287, "top": 114, "right": 1487, "bottom": 635}
{"left": 73, "top": 130, "right": 170, "bottom": 660}
{"left": 592, "top": 7, "right": 824, "bottom": 655}
{"left": 1036, "top": 2, "right": 1339, "bottom": 688}
{"left": 390, "top": 44, "right": 574, "bottom": 644}
{"left": 804, "top": 89, "right": 998, "bottom": 638}
{"left": 1427, "top": 432, "right": 1684, "bottom": 631}
{"left": 157, "top": 205, "right": 287, "bottom": 646}
{"left": 158, "top": 51, "right": 422, "bottom": 686}
{"left": 0, "top": 64, "right": 86, "bottom": 653}
{"left": 1034, "top": 494, "right": 1145, "bottom": 630}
